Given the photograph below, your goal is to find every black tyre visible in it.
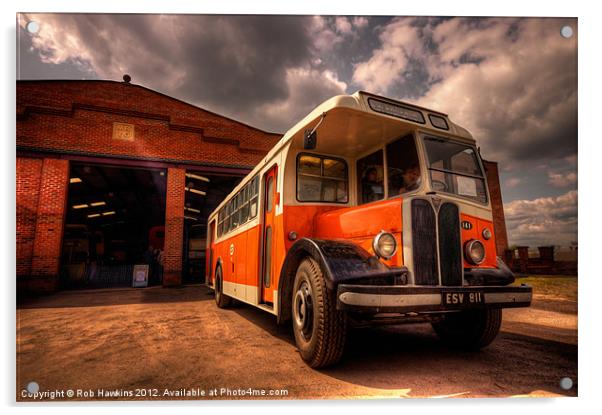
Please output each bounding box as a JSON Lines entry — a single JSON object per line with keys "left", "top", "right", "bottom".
{"left": 432, "top": 308, "right": 502, "bottom": 350}
{"left": 292, "top": 257, "right": 346, "bottom": 368}
{"left": 214, "top": 265, "right": 232, "bottom": 309}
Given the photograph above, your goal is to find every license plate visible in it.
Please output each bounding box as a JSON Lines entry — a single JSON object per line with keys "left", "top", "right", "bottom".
{"left": 443, "top": 291, "right": 484, "bottom": 306}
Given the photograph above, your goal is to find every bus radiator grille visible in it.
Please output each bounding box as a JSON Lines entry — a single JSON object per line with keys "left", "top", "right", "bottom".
{"left": 438, "top": 202, "right": 462, "bottom": 286}
{"left": 411, "top": 199, "right": 439, "bottom": 285}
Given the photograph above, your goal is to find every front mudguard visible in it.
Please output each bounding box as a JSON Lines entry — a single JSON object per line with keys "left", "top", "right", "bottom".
{"left": 464, "top": 256, "right": 516, "bottom": 286}
{"left": 285, "top": 238, "right": 406, "bottom": 289}
{"left": 276, "top": 238, "right": 407, "bottom": 324}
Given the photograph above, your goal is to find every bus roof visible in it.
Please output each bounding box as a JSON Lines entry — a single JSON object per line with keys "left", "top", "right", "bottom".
{"left": 208, "top": 91, "right": 475, "bottom": 219}
{"left": 272, "top": 91, "right": 474, "bottom": 161}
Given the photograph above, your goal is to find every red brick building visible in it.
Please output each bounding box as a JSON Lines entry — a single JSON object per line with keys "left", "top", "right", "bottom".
{"left": 483, "top": 160, "right": 510, "bottom": 257}
{"left": 16, "top": 79, "right": 509, "bottom": 293}
{"left": 17, "top": 79, "right": 280, "bottom": 292}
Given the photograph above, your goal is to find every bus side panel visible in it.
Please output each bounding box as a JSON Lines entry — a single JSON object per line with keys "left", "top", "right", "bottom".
{"left": 281, "top": 205, "right": 340, "bottom": 251}
{"left": 218, "top": 232, "right": 240, "bottom": 298}
{"left": 244, "top": 224, "right": 261, "bottom": 304}
{"left": 272, "top": 213, "right": 288, "bottom": 302}
{"left": 212, "top": 223, "right": 262, "bottom": 303}
{"left": 314, "top": 198, "right": 402, "bottom": 238}
{"left": 235, "top": 229, "right": 248, "bottom": 291}
{"left": 206, "top": 220, "right": 216, "bottom": 286}
{"left": 279, "top": 202, "right": 403, "bottom": 275}
{"left": 314, "top": 198, "right": 404, "bottom": 266}
{"left": 213, "top": 237, "right": 235, "bottom": 297}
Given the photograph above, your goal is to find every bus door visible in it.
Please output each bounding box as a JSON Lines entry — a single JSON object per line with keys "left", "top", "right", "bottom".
{"left": 206, "top": 220, "right": 216, "bottom": 285}
{"left": 261, "top": 165, "right": 277, "bottom": 304}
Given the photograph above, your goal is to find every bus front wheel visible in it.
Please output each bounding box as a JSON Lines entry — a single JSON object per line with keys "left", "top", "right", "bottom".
{"left": 292, "top": 257, "right": 346, "bottom": 368}
{"left": 214, "top": 265, "right": 232, "bottom": 309}
{"left": 431, "top": 308, "right": 502, "bottom": 350}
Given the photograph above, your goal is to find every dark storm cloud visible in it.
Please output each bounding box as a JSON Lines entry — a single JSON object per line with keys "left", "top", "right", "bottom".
{"left": 173, "top": 15, "right": 314, "bottom": 108}
{"left": 385, "top": 57, "right": 432, "bottom": 99}
{"left": 308, "top": 16, "right": 392, "bottom": 81}
{"left": 19, "top": 14, "right": 578, "bottom": 164}
{"left": 351, "top": 17, "right": 577, "bottom": 174}
{"left": 422, "top": 17, "right": 577, "bottom": 170}
{"left": 17, "top": 13, "right": 579, "bottom": 247}
{"left": 18, "top": 13, "right": 326, "bottom": 130}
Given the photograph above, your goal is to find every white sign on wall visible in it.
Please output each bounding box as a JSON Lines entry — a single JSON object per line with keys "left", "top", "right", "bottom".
{"left": 132, "top": 264, "right": 149, "bottom": 288}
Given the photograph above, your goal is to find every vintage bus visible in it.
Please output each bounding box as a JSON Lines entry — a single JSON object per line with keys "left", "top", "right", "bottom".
{"left": 206, "top": 91, "right": 532, "bottom": 368}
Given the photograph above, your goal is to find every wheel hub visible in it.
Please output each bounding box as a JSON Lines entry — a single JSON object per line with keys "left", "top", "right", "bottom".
{"left": 294, "top": 281, "right": 313, "bottom": 339}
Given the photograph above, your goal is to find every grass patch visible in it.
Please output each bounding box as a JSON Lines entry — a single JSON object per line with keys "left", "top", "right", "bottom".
{"left": 514, "top": 275, "right": 577, "bottom": 302}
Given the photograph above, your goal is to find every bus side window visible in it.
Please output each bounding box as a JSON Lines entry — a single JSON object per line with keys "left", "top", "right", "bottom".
{"left": 226, "top": 200, "right": 233, "bottom": 232}
{"left": 249, "top": 176, "right": 259, "bottom": 218}
{"left": 240, "top": 185, "right": 249, "bottom": 224}
{"left": 357, "top": 150, "right": 384, "bottom": 204}
{"left": 266, "top": 176, "right": 274, "bottom": 213}
{"left": 217, "top": 208, "right": 225, "bottom": 237}
{"left": 297, "top": 154, "right": 348, "bottom": 203}
{"left": 233, "top": 193, "right": 241, "bottom": 228}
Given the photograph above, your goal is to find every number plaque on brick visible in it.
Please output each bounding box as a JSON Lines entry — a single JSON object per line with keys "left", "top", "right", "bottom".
{"left": 112, "top": 122, "right": 135, "bottom": 141}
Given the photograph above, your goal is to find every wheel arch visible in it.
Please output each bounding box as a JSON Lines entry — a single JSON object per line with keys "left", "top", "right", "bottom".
{"left": 215, "top": 256, "right": 224, "bottom": 269}
{"left": 276, "top": 237, "right": 400, "bottom": 324}
{"left": 276, "top": 239, "right": 331, "bottom": 325}
{"left": 213, "top": 257, "right": 224, "bottom": 285}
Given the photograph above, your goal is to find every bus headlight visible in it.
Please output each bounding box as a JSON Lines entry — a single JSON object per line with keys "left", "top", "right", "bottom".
{"left": 464, "top": 239, "right": 485, "bottom": 265}
{"left": 482, "top": 227, "right": 492, "bottom": 240}
{"left": 373, "top": 231, "right": 397, "bottom": 259}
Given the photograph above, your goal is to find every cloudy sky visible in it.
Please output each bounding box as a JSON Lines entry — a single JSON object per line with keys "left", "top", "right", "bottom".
{"left": 16, "top": 14, "right": 578, "bottom": 249}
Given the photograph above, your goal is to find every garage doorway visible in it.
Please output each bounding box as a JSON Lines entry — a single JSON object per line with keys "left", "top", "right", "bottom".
{"left": 182, "top": 172, "right": 242, "bottom": 284}
{"left": 61, "top": 163, "right": 167, "bottom": 289}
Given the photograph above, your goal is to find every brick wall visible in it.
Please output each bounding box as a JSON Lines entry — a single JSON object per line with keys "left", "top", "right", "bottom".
{"left": 163, "top": 168, "right": 186, "bottom": 286}
{"left": 17, "top": 157, "right": 69, "bottom": 292}
{"left": 16, "top": 157, "right": 43, "bottom": 277}
{"left": 17, "top": 80, "right": 281, "bottom": 169}
{"left": 16, "top": 80, "right": 281, "bottom": 293}
{"left": 483, "top": 160, "right": 509, "bottom": 256}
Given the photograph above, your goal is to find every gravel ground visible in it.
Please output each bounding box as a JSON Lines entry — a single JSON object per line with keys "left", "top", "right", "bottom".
{"left": 16, "top": 284, "right": 577, "bottom": 401}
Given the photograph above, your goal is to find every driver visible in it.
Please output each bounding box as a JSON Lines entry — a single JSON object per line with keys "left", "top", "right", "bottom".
{"left": 362, "top": 167, "right": 384, "bottom": 203}
{"left": 398, "top": 163, "right": 421, "bottom": 194}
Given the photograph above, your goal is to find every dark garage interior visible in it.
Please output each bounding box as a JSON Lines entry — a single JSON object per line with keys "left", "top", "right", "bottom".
{"left": 60, "top": 162, "right": 241, "bottom": 289}
{"left": 61, "top": 163, "right": 167, "bottom": 288}
{"left": 182, "top": 171, "right": 241, "bottom": 284}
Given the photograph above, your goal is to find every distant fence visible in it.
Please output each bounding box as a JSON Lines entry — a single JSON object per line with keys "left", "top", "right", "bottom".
{"left": 504, "top": 246, "right": 577, "bottom": 276}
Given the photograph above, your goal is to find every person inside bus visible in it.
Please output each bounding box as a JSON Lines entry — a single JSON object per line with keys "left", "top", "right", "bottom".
{"left": 398, "top": 163, "right": 421, "bottom": 194}
{"left": 362, "top": 167, "right": 384, "bottom": 203}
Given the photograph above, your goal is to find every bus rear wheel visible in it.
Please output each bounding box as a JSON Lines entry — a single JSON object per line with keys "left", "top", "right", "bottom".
{"left": 214, "top": 265, "right": 232, "bottom": 309}
{"left": 292, "top": 257, "right": 346, "bottom": 368}
{"left": 431, "top": 308, "right": 502, "bottom": 350}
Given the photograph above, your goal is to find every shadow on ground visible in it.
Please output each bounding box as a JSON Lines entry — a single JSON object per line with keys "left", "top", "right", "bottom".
{"left": 229, "top": 297, "right": 578, "bottom": 397}
{"left": 17, "top": 285, "right": 578, "bottom": 398}
{"left": 17, "top": 284, "right": 213, "bottom": 309}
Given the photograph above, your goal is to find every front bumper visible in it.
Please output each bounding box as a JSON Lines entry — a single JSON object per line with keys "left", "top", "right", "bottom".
{"left": 337, "top": 284, "right": 532, "bottom": 313}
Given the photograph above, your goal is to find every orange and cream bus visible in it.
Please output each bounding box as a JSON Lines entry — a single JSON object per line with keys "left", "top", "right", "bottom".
{"left": 206, "top": 91, "right": 531, "bottom": 368}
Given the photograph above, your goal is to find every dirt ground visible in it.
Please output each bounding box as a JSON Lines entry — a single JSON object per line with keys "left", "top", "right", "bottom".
{"left": 16, "top": 278, "right": 577, "bottom": 401}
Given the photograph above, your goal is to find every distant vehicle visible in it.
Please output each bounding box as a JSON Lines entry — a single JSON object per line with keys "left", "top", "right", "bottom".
{"left": 206, "top": 91, "right": 532, "bottom": 368}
